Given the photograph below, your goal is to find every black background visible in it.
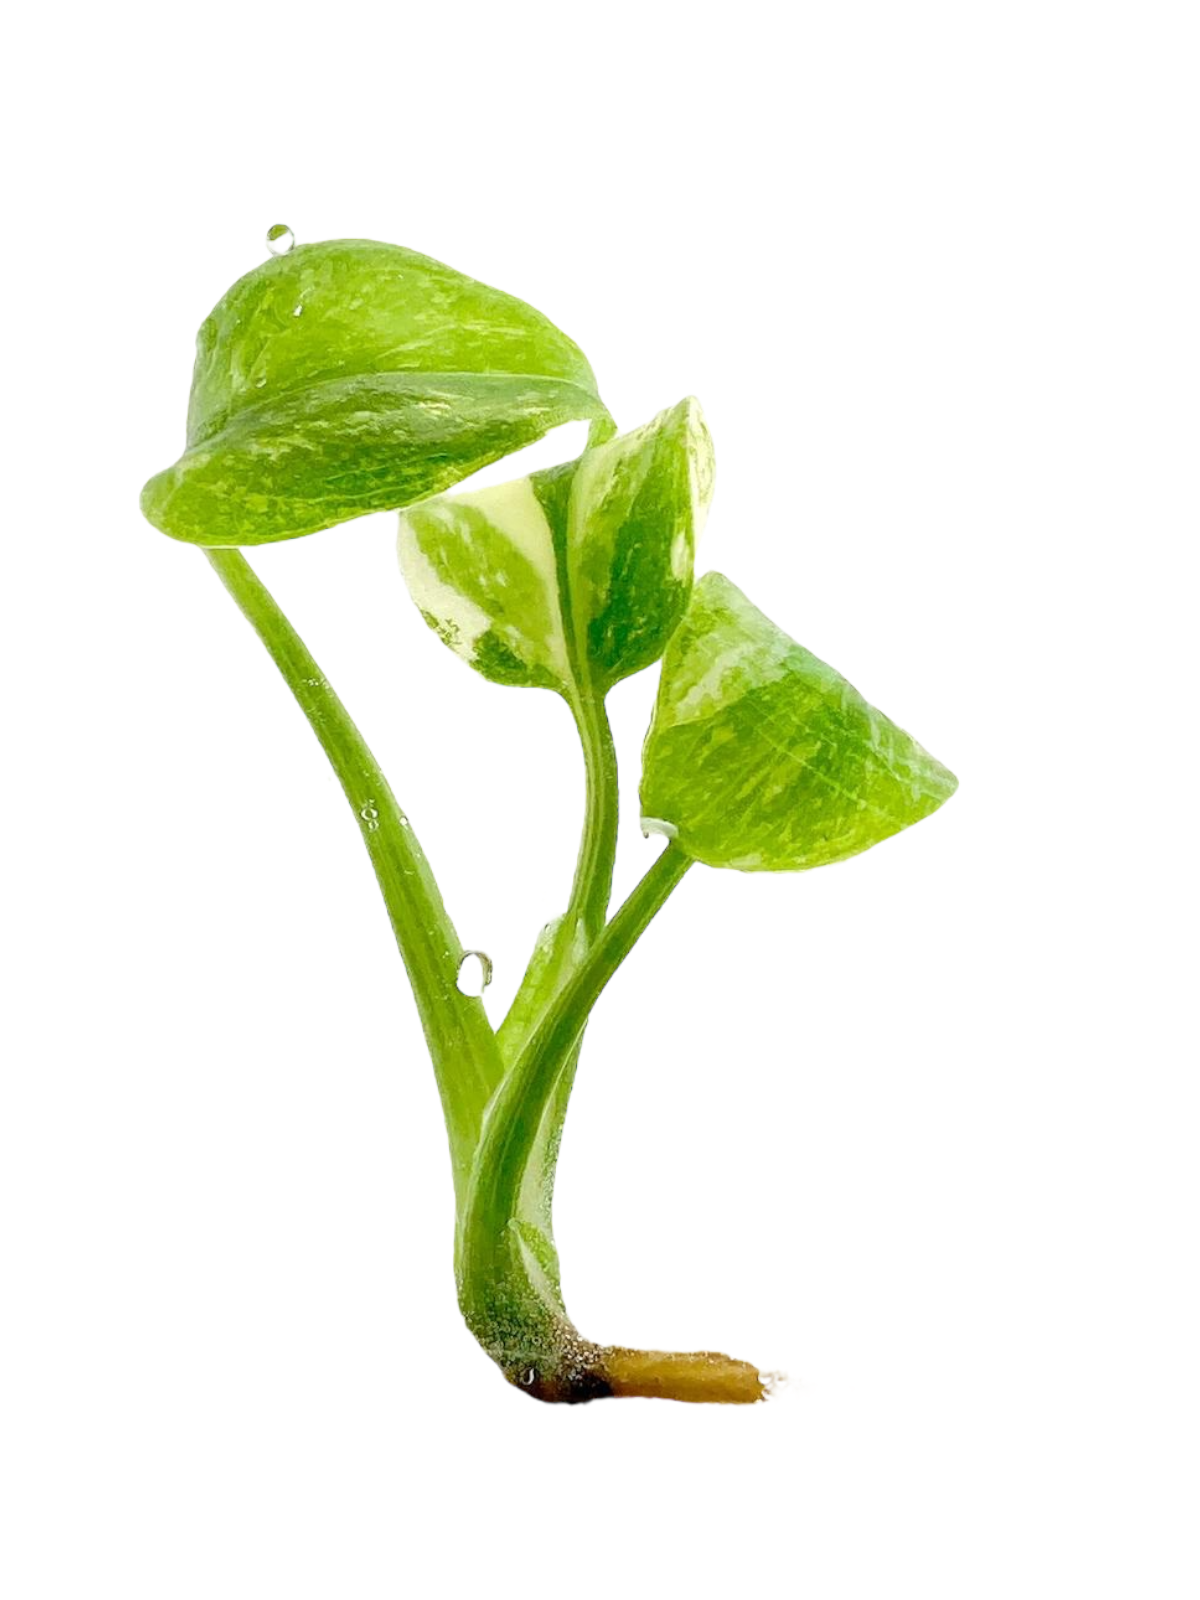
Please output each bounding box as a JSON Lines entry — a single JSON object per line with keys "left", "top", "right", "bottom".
{"left": 129, "top": 203, "right": 966, "bottom": 1427}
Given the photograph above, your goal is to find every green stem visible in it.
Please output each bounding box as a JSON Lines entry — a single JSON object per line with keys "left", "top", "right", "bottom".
{"left": 565, "top": 692, "right": 620, "bottom": 942}
{"left": 459, "top": 844, "right": 693, "bottom": 1363}
{"left": 205, "top": 549, "right": 503, "bottom": 1204}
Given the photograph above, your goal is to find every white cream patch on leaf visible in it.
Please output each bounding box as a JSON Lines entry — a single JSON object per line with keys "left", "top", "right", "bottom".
{"left": 659, "top": 627, "right": 792, "bottom": 729}
{"left": 670, "top": 528, "right": 691, "bottom": 580}
{"left": 683, "top": 397, "right": 716, "bottom": 540}
{"left": 569, "top": 406, "right": 672, "bottom": 556}
{"left": 435, "top": 478, "right": 570, "bottom": 679}
{"left": 397, "top": 511, "right": 495, "bottom": 669}
{"left": 453, "top": 478, "right": 557, "bottom": 581}
{"left": 725, "top": 851, "right": 766, "bottom": 869}
{"left": 398, "top": 487, "right": 570, "bottom": 688}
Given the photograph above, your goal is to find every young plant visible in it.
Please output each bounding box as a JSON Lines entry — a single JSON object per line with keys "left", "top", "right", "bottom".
{"left": 141, "top": 232, "right": 957, "bottom": 1404}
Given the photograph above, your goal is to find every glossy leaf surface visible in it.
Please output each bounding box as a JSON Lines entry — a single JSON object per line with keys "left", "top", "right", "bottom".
{"left": 141, "top": 240, "right": 607, "bottom": 546}
{"left": 396, "top": 397, "right": 714, "bottom": 699}
{"left": 640, "top": 573, "right": 957, "bottom": 870}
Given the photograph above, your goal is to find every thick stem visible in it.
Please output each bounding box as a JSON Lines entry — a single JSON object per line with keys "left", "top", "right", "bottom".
{"left": 457, "top": 844, "right": 773, "bottom": 1403}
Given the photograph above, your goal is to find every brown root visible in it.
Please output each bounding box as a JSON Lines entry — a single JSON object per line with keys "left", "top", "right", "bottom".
{"left": 601, "top": 1346, "right": 767, "bottom": 1404}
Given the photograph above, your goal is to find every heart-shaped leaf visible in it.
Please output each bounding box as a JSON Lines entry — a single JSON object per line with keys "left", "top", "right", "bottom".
{"left": 141, "top": 239, "right": 609, "bottom": 547}
{"left": 396, "top": 396, "right": 714, "bottom": 700}
{"left": 640, "top": 573, "right": 957, "bottom": 870}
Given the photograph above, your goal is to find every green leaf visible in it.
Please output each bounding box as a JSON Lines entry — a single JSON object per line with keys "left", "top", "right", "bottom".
{"left": 640, "top": 573, "right": 957, "bottom": 871}
{"left": 396, "top": 396, "right": 714, "bottom": 699}
{"left": 141, "top": 239, "right": 608, "bottom": 547}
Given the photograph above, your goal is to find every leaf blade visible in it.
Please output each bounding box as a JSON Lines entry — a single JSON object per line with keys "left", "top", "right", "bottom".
{"left": 564, "top": 395, "right": 714, "bottom": 691}
{"left": 142, "top": 240, "right": 608, "bottom": 546}
{"left": 640, "top": 573, "right": 957, "bottom": 871}
{"left": 395, "top": 396, "right": 714, "bottom": 697}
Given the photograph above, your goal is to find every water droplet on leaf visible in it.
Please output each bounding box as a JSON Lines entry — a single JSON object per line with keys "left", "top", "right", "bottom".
{"left": 265, "top": 223, "right": 295, "bottom": 257}
{"left": 640, "top": 816, "right": 679, "bottom": 841}
{"left": 359, "top": 801, "right": 380, "bottom": 833}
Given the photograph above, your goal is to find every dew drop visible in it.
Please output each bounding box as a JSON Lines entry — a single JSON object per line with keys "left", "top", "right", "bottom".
{"left": 359, "top": 801, "right": 380, "bottom": 834}
{"left": 460, "top": 940, "right": 499, "bottom": 992}
{"left": 640, "top": 816, "right": 679, "bottom": 841}
{"left": 265, "top": 222, "right": 295, "bottom": 257}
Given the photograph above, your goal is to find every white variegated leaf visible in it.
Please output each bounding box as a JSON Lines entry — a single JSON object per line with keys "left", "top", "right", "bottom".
{"left": 396, "top": 397, "right": 714, "bottom": 700}
{"left": 640, "top": 573, "right": 958, "bottom": 871}
{"left": 398, "top": 479, "right": 569, "bottom": 690}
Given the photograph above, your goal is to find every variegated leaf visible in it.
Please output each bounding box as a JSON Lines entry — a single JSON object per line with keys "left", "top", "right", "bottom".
{"left": 397, "top": 397, "right": 714, "bottom": 698}
{"left": 640, "top": 573, "right": 957, "bottom": 871}
{"left": 141, "top": 239, "right": 608, "bottom": 547}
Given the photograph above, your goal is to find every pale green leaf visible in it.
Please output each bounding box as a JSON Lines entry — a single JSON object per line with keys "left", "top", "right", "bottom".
{"left": 141, "top": 239, "right": 608, "bottom": 547}
{"left": 396, "top": 396, "right": 714, "bottom": 698}
{"left": 640, "top": 573, "right": 957, "bottom": 871}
